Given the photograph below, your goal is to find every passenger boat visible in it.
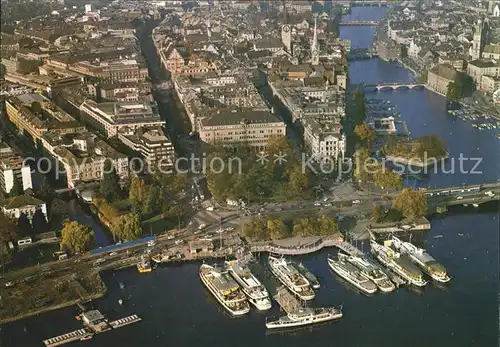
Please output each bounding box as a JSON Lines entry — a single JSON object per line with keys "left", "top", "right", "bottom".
{"left": 137, "top": 256, "right": 152, "bottom": 273}
{"left": 327, "top": 256, "right": 377, "bottom": 294}
{"left": 265, "top": 307, "right": 342, "bottom": 329}
{"left": 391, "top": 236, "right": 450, "bottom": 283}
{"left": 370, "top": 240, "right": 427, "bottom": 287}
{"left": 199, "top": 264, "right": 250, "bottom": 316}
{"left": 268, "top": 256, "right": 315, "bottom": 301}
{"left": 291, "top": 260, "right": 320, "bottom": 289}
{"left": 341, "top": 253, "right": 395, "bottom": 292}
{"left": 225, "top": 260, "right": 272, "bottom": 311}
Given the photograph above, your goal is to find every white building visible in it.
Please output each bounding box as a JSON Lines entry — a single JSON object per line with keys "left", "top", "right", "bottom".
{"left": 303, "top": 119, "right": 346, "bottom": 164}
{"left": 0, "top": 143, "right": 33, "bottom": 194}
{"left": 1, "top": 195, "right": 47, "bottom": 221}
{"left": 79, "top": 100, "right": 165, "bottom": 137}
{"left": 84, "top": 4, "right": 92, "bottom": 13}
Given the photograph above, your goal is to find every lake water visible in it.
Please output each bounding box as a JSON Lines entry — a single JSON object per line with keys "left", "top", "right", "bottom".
{"left": 1, "top": 7, "right": 498, "bottom": 347}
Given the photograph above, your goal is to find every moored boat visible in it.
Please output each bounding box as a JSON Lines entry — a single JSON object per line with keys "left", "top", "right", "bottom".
{"left": 341, "top": 253, "right": 395, "bottom": 292}
{"left": 199, "top": 263, "right": 250, "bottom": 316}
{"left": 265, "top": 307, "right": 342, "bottom": 329}
{"left": 292, "top": 260, "right": 320, "bottom": 289}
{"left": 225, "top": 260, "right": 272, "bottom": 311}
{"left": 137, "top": 256, "right": 152, "bottom": 273}
{"left": 370, "top": 240, "right": 427, "bottom": 287}
{"left": 327, "top": 256, "right": 377, "bottom": 294}
{"left": 268, "top": 256, "right": 315, "bottom": 301}
{"left": 391, "top": 236, "right": 450, "bottom": 283}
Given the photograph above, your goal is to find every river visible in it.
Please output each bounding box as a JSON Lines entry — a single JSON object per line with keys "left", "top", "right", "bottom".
{"left": 1, "top": 7, "right": 498, "bottom": 347}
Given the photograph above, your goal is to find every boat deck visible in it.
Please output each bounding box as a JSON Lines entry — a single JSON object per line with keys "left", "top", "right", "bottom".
{"left": 273, "top": 286, "right": 301, "bottom": 314}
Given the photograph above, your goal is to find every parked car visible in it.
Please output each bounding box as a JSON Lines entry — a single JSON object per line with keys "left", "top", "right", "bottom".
{"left": 167, "top": 235, "right": 175, "bottom": 240}
{"left": 198, "top": 223, "right": 206, "bottom": 230}
{"left": 5, "top": 281, "right": 14, "bottom": 287}
{"left": 456, "top": 196, "right": 464, "bottom": 200}
{"left": 352, "top": 200, "right": 361, "bottom": 204}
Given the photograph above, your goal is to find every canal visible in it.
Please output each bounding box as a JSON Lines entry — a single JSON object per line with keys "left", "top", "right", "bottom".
{"left": 1, "top": 7, "right": 498, "bottom": 347}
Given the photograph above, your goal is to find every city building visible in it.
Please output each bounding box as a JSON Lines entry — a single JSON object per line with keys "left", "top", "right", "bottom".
{"left": 0, "top": 143, "right": 33, "bottom": 194}
{"left": 303, "top": 119, "right": 346, "bottom": 163}
{"left": 79, "top": 100, "right": 165, "bottom": 137}
{"left": 118, "top": 126, "right": 175, "bottom": 170}
{"left": 467, "top": 59, "right": 500, "bottom": 85}
{"left": 198, "top": 110, "right": 286, "bottom": 150}
{"left": 480, "top": 75, "right": 500, "bottom": 93}
{"left": 69, "top": 59, "right": 148, "bottom": 83}
{"left": 426, "top": 64, "right": 457, "bottom": 96}
{"left": 1, "top": 195, "right": 47, "bottom": 221}
{"left": 5, "top": 93, "right": 84, "bottom": 142}
{"left": 41, "top": 131, "right": 129, "bottom": 188}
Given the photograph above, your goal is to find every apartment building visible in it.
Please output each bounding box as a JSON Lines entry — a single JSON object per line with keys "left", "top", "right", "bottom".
{"left": 5, "top": 93, "right": 84, "bottom": 141}
{"left": 0, "top": 143, "right": 33, "bottom": 194}
{"left": 303, "top": 119, "right": 346, "bottom": 163}
{"left": 79, "top": 99, "right": 165, "bottom": 137}
{"left": 69, "top": 59, "right": 148, "bottom": 82}
{"left": 1, "top": 195, "right": 47, "bottom": 221}
{"left": 41, "top": 132, "right": 129, "bottom": 188}
{"left": 467, "top": 59, "right": 500, "bottom": 85}
{"left": 118, "top": 126, "right": 175, "bottom": 170}
{"left": 480, "top": 75, "right": 500, "bottom": 93}
{"left": 198, "top": 110, "right": 286, "bottom": 150}
{"left": 426, "top": 64, "right": 457, "bottom": 96}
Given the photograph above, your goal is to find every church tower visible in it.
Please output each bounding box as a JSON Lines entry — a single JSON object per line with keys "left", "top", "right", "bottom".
{"left": 311, "top": 15, "right": 319, "bottom": 66}
{"left": 281, "top": 3, "right": 292, "bottom": 53}
{"left": 471, "top": 19, "right": 487, "bottom": 60}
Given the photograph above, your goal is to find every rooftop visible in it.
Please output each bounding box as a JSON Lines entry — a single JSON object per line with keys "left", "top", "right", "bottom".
{"left": 200, "top": 110, "right": 282, "bottom": 127}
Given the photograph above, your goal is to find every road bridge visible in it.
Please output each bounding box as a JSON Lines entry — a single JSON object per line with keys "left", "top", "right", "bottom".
{"left": 364, "top": 82, "right": 426, "bottom": 91}
{"left": 334, "top": 1, "right": 389, "bottom": 6}
{"left": 340, "top": 20, "right": 380, "bottom": 26}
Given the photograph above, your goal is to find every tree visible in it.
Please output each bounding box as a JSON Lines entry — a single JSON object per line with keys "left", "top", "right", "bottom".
{"left": 354, "top": 147, "right": 375, "bottom": 183}
{"left": 353, "top": 88, "right": 366, "bottom": 124}
{"left": 0, "top": 214, "right": 19, "bottom": 273}
{"left": 31, "top": 101, "right": 42, "bottom": 114}
{"left": 129, "top": 176, "right": 149, "bottom": 204}
{"left": 17, "top": 213, "right": 31, "bottom": 235}
{"left": 31, "top": 209, "right": 48, "bottom": 233}
{"left": 143, "top": 184, "right": 161, "bottom": 216}
{"left": 9, "top": 176, "right": 23, "bottom": 196}
{"left": 292, "top": 218, "right": 316, "bottom": 237}
{"left": 112, "top": 213, "right": 142, "bottom": 242}
{"left": 36, "top": 175, "right": 53, "bottom": 201}
{"left": 355, "top": 123, "right": 376, "bottom": 147}
{"left": 414, "top": 135, "right": 446, "bottom": 159}
{"left": 373, "top": 167, "right": 403, "bottom": 191}
{"left": 372, "top": 205, "right": 386, "bottom": 223}
{"left": 446, "top": 72, "right": 475, "bottom": 101}
{"left": 60, "top": 220, "right": 94, "bottom": 254}
{"left": 393, "top": 188, "right": 427, "bottom": 219}
{"left": 100, "top": 160, "right": 121, "bottom": 202}
{"left": 317, "top": 215, "right": 338, "bottom": 235}
{"left": 49, "top": 198, "right": 69, "bottom": 228}
{"left": 267, "top": 219, "right": 288, "bottom": 240}
{"left": 242, "top": 218, "right": 267, "bottom": 240}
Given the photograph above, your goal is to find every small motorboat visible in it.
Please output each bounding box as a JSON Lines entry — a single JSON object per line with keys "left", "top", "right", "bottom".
{"left": 118, "top": 299, "right": 123, "bottom": 305}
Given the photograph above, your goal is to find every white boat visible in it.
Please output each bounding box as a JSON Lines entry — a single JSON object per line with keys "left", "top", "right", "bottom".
{"left": 225, "top": 260, "right": 272, "bottom": 311}
{"left": 391, "top": 236, "right": 450, "bottom": 283}
{"left": 370, "top": 240, "right": 428, "bottom": 287}
{"left": 341, "top": 254, "right": 395, "bottom": 292}
{"left": 199, "top": 264, "right": 250, "bottom": 316}
{"left": 266, "top": 307, "right": 342, "bottom": 329}
{"left": 327, "top": 257, "right": 377, "bottom": 294}
{"left": 268, "top": 256, "right": 315, "bottom": 301}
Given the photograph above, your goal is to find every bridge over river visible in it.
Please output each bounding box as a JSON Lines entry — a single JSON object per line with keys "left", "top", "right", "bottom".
{"left": 340, "top": 20, "right": 380, "bottom": 26}
{"left": 364, "top": 82, "right": 426, "bottom": 91}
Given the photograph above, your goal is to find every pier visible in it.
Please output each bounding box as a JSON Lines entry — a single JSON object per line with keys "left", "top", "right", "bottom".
{"left": 43, "top": 329, "right": 92, "bottom": 347}
{"left": 273, "top": 286, "right": 301, "bottom": 314}
{"left": 41, "top": 310, "right": 142, "bottom": 346}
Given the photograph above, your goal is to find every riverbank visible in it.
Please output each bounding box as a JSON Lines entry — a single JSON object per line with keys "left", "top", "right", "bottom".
{"left": 0, "top": 271, "right": 107, "bottom": 325}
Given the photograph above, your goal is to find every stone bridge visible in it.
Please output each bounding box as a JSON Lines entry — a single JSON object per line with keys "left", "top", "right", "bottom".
{"left": 340, "top": 20, "right": 380, "bottom": 26}
{"left": 364, "top": 82, "right": 426, "bottom": 91}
